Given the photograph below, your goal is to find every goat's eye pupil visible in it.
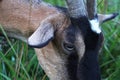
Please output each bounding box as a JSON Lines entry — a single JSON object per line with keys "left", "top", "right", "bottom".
{"left": 64, "top": 43, "right": 75, "bottom": 51}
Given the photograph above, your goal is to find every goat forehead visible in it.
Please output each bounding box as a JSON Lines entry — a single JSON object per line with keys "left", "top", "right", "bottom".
{"left": 65, "top": 25, "right": 84, "bottom": 42}
{"left": 65, "top": 24, "right": 76, "bottom": 43}
{"left": 65, "top": 24, "right": 85, "bottom": 54}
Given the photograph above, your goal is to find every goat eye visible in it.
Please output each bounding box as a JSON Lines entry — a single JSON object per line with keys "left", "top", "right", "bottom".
{"left": 64, "top": 43, "right": 75, "bottom": 51}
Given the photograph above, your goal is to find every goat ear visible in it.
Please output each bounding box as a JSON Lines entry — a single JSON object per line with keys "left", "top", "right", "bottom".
{"left": 98, "top": 13, "right": 118, "bottom": 23}
{"left": 28, "top": 23, "right": 54, "bottom": 48}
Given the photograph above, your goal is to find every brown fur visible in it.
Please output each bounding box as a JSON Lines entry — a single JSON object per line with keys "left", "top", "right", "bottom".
{"left": 0, "top": 0, "right": 73, "bottom": 80}
{"left": 0, "top": 0, "right": 117, "bottom": 80}
{"left": 0, "top": 0, "right": 65, "bottom": 40}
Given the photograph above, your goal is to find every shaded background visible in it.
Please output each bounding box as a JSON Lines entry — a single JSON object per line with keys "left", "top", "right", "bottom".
{"left": 0, "top": 0, "right": 120, "bottom": 80}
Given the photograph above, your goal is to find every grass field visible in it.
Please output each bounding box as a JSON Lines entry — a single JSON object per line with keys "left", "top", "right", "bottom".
{"left": 0, "top": 0, "right": 120, "bottom": 80}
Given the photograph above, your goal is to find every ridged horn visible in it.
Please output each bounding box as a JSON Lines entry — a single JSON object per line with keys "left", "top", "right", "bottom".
{"left": 87, "top": 0, "right": 97, "bottom": 19}
{"left": 65, "top": 0, "right": 87, "bottom": 18}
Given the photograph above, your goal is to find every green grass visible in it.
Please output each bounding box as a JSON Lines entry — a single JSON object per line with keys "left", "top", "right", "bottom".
{"left": 0, "top": 0, "right": 120, "bottom": 80}
{"left": 97, "top": 0, "right": 120, "bottom": 80}
{"left": 0, "top": 25, "right": 48, "bottom": 80}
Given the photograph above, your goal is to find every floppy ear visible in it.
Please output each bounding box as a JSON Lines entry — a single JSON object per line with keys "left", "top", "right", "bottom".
{"left": 98, "top": 13, "right": 118, "bottom": 24}
{"left": 28, "top": 23, "right": 54, "bottom": 48}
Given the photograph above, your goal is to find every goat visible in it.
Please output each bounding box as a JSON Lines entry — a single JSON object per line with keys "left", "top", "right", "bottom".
{"left": 0, "top": 0, "right": 118, "bottom": 80}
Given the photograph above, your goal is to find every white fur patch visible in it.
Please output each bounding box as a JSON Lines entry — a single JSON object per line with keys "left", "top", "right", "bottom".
{"left": 90, "top": 19, "right": 101, "bottom": 34}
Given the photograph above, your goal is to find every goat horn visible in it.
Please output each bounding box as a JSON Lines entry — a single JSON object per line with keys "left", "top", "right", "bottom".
{"left": 65, "top": 0, "right": 87, "bottom": 18}
{"left": 87, "top": 0, "right": 97, "bottom": 19}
